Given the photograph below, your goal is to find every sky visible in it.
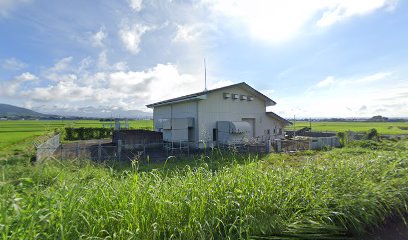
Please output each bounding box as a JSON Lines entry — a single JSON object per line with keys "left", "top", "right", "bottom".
{"left": 0, "top": 0, "right": 407, "bottom": 118}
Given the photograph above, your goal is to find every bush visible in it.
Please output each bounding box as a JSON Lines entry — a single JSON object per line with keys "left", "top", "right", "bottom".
{"left": 337, "top": 132, "right": 347, "bottom": 147}
{"left": 63, "top": 127, "right": 113, "bottom": 141}
{"left": 365, "top": 128, "right": 379, "bottom": 140}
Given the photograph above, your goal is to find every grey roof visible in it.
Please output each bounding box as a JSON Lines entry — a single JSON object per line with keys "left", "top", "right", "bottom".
{"left": 266, "top": 112, "right": 292, "bottom": 125}
{"left": 146, "top": 82, "right": 276, "bottom": 108}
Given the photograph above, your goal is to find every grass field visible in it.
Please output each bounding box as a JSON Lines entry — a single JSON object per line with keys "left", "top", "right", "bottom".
{"left": 287, "top": 121, "right": 408, "bottom": 135}
{"left": 1, "top": 140, "right": 407, "bottom": 239}
{"left": 0, "top": 120, "right": 153, "bottom": 156}
{"left": 1, "top": 120, "right": 407, "bottom": 238}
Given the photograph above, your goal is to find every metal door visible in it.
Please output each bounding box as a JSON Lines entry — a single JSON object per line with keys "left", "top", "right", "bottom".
{"left": 242, "top": 118, "right": 255, "bottom": 138}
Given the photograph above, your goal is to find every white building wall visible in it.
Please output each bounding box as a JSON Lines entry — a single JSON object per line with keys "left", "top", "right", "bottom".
{"left": 153, "top": 101, "right": 199, "bottom": 142}
{"left": 197, "top": 86, "right": 284, "bottom": 146}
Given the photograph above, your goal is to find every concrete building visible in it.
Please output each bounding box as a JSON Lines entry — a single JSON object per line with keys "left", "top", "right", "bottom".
{"left": 146, "top": 82, "right": 291, "bottom": 148}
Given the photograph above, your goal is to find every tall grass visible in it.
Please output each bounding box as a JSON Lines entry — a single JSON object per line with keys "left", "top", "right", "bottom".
{"left": 1, "top": 141, "right": 407, "bottom": 239}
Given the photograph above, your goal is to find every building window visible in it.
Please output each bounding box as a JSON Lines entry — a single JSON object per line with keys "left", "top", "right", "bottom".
{"left": 278, "top": 128, "right": 282, "bottom": 135}
{"left": 213, "top": 128, "right": 217, "bottom": 141}
{"left": 266, "top": 129, "right": 270, "bottom": 134}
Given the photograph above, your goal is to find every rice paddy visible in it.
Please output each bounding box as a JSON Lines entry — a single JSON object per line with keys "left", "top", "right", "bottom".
{"left": 0, "top": 120, "right": 152, "bottom": 156}
{"left": 287, "top": 121, "right": 408, "bottom": 135}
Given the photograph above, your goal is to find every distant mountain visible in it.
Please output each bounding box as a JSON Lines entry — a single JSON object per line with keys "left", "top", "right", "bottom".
{"left": 32, "top": 105, "right": 152, "bottom": 119}
{"left": 0, "top": 103, "right": 152, "bottom": 120}
{"left": 0, "top": 103, "right": 54, "bottom": 119}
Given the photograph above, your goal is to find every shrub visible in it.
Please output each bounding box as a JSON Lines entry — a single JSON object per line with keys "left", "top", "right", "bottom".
{"left": 365, "top": 128, "right": 379, "bottom": 140}
{"left": 63, "top": 127, "right": 113, "bottom": 141}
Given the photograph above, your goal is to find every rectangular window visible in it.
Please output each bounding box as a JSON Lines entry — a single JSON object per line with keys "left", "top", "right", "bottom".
{"left": 213, "top": 128, "right": 217, "bottom": 141}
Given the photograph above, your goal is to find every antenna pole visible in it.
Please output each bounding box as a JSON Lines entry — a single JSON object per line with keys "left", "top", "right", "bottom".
{"left": 204, "top": 58, "right": 207, "bottom": 91}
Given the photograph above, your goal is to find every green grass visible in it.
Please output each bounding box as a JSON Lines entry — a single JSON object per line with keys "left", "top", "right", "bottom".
{"left": 286, "top": 121, "right": 408, "bottom": 135}
{"left": 1, "top": 140, "right": 407, "bottom": 239}
{"left": 0, "top": 120, "right": 153, "bottom": 156}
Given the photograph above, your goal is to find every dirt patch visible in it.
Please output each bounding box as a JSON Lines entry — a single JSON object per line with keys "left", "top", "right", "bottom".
{"left": 362, "top": 215, "right": 408, "bottom": 240}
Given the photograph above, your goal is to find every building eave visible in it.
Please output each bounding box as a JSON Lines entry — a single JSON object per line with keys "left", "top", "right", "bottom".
{"left": 146, "top": 94, "right": 207, "bottom": 108}
{"left": 266, "top": 112, "right": 292, "bottom": 125}
{"left": 146, "top": 82, "right": 277, "bottom": 108}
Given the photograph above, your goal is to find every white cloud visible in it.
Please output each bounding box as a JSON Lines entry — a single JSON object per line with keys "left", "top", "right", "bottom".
{"left": 108, "top": 63, "right": 201, "bottom": 102}
{"left": 315, "top": 72, "right": 391, "bottom": 89}
{"left": 261, "top": 89, "right": 276, "bottom": 98}
{"left": 0, "top": 72, "right": 38, "bottom": 96}
{"left": 119, "top": 23, "right": 151, "bottom": 54}
{"left": 19, "top": 62, "right": 208, "bottom": 112}
{"left": 340, "top": 72, "right": 392, "bottom": 86}
{"left": 317, "top": 0, "right": 398, "bottom": 27}
{"left": 129, "top": 0, "right": 142, "bottom": 11}
{"left": 25, "top": 81, "right": 96, "bottom": 102}
{"left": 173, "top": 24, "right": 204, "bottom": 42}
{"left": 97, "top": 51, "right": 109, "bottom": 69}
{"left": 15, "top": 72, "right": 38, "bottom": 82}
{"left": 0, "top": 0, "right": 31, "bottom": 17}
{"left": 316, "top": 76, "right": 335, "bottom": 88}
{"left": 202, "top": 0, "right": 398, "bottom": 43}
{"left": 2, "top": 58, "right": 27, "bottom": 70}
{"left": 208, "top": 80, "right": 234, "bottom": 89}
{"left": 274, "top": 71, "right": 406, "bottom": 118}
{"left": 46, "top": 73, "right": 77, "bottom": 83}
{"left": 91, "top": 26, "right": 107, "bottom": 47}
{"left": 50, "top": 56, "right": 73, "bottom": 72}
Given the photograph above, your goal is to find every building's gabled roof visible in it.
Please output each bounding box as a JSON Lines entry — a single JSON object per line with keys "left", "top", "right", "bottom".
{"left": 266, "top": 111, "right": 292, "bottom": 125}
{"left": 146, "top": 82, "right": 276, "bottom": 108}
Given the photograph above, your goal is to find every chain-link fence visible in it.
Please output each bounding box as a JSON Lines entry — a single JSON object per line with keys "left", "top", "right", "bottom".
{"left": 36, "top": 134, "right": 61, "bottom": 162}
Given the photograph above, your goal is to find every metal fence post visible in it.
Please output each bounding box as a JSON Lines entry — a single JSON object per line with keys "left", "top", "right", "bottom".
{"left": 98, "top": 141, "right": 102, "bottom": 162}
{"left": 117, "top": 140, "right": 122, "bottom": 161}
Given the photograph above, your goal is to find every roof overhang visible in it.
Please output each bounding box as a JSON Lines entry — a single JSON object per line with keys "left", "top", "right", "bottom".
{"left": 146, "top": 94, "right": 207, "bottom": 108}
{"left": 266, "top": 112, "right": 292, "bottom": 126}
{"left": 146, "top": 82, "right": 277, "bottom": 108}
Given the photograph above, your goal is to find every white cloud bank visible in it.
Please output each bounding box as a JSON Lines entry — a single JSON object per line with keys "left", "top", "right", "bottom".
{"left": 202, "top": 0, "right": 398, "bottom": 43}
{"left": 273, "top": 71, "right": 407, "bottom": 118}
{"left": 0, "top": 72, "right": 37, "bottom": 96}
{"left": 5, "top": 56, "right": 230, "bottom": 115}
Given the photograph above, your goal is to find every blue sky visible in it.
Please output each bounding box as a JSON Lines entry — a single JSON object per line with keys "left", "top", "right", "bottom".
{"left": 0, "top": 0, "right": 407, "bottom": 118}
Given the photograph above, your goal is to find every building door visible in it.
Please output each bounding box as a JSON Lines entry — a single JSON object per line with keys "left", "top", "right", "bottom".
{"left": 242, "top": 118, "right": 255, "bottom": 138}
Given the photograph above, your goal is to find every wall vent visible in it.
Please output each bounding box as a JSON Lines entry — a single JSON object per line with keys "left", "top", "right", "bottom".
{"left": 240, "top": 95, "right": 247, "bottom": 100}
{"left": 223, "top": 92, "right": 231, "bottom": 99}
{"left": 232, "top": 94, "right": 239, "bottom": 99}
{"left": 247, "top": 96, "right": 254, "bottom": 101}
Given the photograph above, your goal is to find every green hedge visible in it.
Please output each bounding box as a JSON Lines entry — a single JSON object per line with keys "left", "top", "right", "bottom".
{"left": 64, "top": 127, "right": 112, "bottom": 141}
